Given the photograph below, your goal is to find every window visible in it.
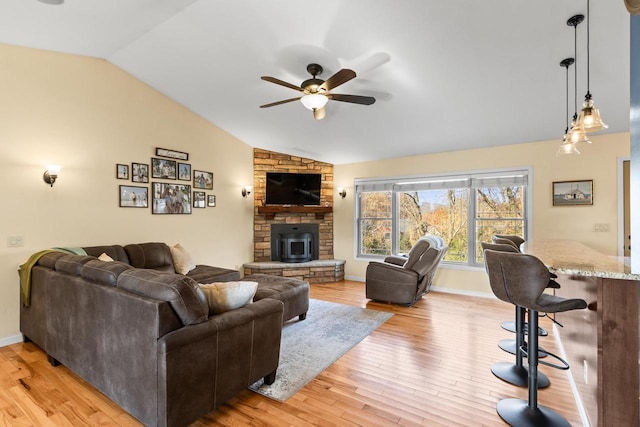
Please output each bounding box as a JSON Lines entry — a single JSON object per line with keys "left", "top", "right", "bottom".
{"left": 356, "top": 169, "right": 529, "bottom": 266}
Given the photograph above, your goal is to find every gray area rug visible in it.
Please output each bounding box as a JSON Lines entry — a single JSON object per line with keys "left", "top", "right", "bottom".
{"left": 249, "top": 298, "right": 393, "bottom": 402}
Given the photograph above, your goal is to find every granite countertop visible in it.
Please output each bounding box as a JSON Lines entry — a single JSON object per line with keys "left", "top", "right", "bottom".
{"left": 521, "top": 240, "right": 640, "bottom": 280}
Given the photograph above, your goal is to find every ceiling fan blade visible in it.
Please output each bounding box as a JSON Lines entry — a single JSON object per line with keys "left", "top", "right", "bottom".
{"left": 329, "top": 94, "right": 376, "bottom": 105}
{"left": 319, "top": 69, "right": 356, "bottom": 91}
{"left": 261, "top": 76, "right": 304, "bottom": 92}
{"left": 313, "top": 107, "right": 326, "bottom": 120}
{"left": 260, "top": 97, "right": 301, "bottom": 108}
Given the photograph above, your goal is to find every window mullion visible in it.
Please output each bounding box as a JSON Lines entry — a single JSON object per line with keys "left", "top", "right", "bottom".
{"left": 469, "top": 188, "right": 478, "bottom": 265}
{"left": 391, "top": 191, "right": 399, "bottom": 255}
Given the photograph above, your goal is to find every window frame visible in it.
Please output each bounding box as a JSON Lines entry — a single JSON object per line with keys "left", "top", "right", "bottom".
{"left": 354, "top": 167, "right": 533, "bottom": 268}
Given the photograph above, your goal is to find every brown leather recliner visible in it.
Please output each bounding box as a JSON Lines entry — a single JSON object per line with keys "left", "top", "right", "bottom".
{"left": 365, "top": 236, "right": 448, "bottom": 306}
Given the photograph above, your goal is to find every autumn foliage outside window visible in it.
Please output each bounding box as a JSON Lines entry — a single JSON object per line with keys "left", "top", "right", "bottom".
{"left": 356, "top": 170, "right": 528, "bottom": 266}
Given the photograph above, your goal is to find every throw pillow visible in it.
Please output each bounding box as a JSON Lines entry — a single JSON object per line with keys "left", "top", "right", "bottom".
{"left": 170, "top": 243, "right": 196, "bottom": 275}
{"left": 199, "top": 281, "right": 258, "bottom": 315}
{"left": 98, "top": 252, "right": 114, "bottom": 262}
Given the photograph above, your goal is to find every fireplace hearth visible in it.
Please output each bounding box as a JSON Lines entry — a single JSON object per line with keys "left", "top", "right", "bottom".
{"left": 271, "top": 224, "right": 319, "bottom": 263}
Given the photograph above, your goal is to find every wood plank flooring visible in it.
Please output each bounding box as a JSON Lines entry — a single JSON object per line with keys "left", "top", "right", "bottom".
{"left": 0, "top": 281, "right": 582, "bottom": 426}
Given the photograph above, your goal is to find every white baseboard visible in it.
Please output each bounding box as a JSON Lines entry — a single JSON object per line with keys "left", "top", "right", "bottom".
{"left": 553, "top": 324, "right": 590, "bottom": 427}
{"left": 343, "top": 276, "right": 495, "bottom": 299}
{"left": 430, "top": 286, "right": 495, "bottom": 299}
{"left": 0, "top": 334, "right": 23, "bottom": 348}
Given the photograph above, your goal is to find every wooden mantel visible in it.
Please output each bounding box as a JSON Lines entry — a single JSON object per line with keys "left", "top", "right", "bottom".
{"left": 257, "top": 205, "right": 332, "bottom": 220}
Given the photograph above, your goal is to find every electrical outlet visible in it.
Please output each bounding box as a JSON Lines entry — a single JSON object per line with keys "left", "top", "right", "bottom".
{"left": 7, "top": 236, "right": 24, "bottom": 247}
{"left": 583, "top": 360, "right": 588, "bottom": 384}
{"left": 594, "top": 223, "right": 610, "bottom": 232}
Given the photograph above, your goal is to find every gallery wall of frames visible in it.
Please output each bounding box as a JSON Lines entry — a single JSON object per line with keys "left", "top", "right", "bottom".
{"left": 116, "top": 147, "right": 216, "bottom": 214}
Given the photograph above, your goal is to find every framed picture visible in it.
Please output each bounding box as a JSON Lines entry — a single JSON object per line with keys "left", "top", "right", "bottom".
{"left": 178, "top": 163, "right": 191, "bottom": 181}
{"left": 116, "top": 164, "right": 129, "bottom": 180}
{"left": 131, "top": 162, "right": 149, "bottom": 183}
{"left": 552, "top": 180, "right": 593, "bottom": 206}
{"left": 152, "top": 182, "right": 192, "bottom": 214}
{"left": 208, "top": 195, "right": 216, "bottom": 207}
{"left": 119, "top": 185, "right": 148, "bottom": 208}
{"left": 151, "top": 157, "right": 177, "bottom": 180}
{"left": 193, "top": 170, "right": 214, "bottom": 190}
{"left": 155, "top": 147, "right": 189, "bottom": 161}
{"left": 193, "top": 191, "right": 206, "bottom": 208}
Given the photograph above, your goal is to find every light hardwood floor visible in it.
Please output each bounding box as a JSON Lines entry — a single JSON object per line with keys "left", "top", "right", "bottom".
{"left": 0, "top": 281, "right": 582, "bottom": 426}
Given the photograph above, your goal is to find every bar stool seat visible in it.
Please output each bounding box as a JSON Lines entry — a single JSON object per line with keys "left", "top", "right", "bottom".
{"left": 485, "top": 250, "right": 587, "bottom": 427}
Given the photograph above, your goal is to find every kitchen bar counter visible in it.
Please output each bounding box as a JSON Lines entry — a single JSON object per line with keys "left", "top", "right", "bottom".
{"left": 522, "top": 240, "right": 639, "bottom": 427}
{"left": 522, "top": 239, "right": 640, "bottom": 280}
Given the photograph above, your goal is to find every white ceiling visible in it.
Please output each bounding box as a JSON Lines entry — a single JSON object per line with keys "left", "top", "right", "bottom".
{"left": 0, "top": 0, "right": 631, "bottom": 164}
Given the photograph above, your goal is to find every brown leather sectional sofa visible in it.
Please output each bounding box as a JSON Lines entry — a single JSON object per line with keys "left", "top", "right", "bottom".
{"left": 20, "top": 242, "right": 309, "bottom": 426}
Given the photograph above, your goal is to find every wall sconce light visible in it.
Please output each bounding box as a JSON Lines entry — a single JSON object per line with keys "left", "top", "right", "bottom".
{"left": 337, "top": 188, "right": 347, "bottom": 199}
{"left": 241, "top": 185, "right": 253, "bottom": 197}
{"left": 43, "top": 165, "right": 62, "bottom": 187}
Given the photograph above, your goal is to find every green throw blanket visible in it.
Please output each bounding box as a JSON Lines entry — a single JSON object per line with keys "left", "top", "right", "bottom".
{"left": 19, "top": 247, "right": 88, "bottom": 307}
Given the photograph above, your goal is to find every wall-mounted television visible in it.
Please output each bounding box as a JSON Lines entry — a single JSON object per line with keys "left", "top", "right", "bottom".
{"left": 265, "top": 172, "right": 322, "bottom": 205}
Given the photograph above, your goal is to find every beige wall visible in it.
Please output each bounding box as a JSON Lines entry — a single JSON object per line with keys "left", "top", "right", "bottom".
{"left": 334, "top": 133, "right": 630, "bottom": 294}
{"left": 0, "top": 44, "right": 255, "bottom": 342}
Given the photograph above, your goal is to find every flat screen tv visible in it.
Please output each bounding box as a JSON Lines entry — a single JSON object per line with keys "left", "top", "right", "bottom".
{"left": 265, "top": 172, "right": 322, "bottom": 205}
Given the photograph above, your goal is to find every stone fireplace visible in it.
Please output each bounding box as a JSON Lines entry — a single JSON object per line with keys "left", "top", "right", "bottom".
{"left": 244, "top": 148, "right": 345, "bottom": 283}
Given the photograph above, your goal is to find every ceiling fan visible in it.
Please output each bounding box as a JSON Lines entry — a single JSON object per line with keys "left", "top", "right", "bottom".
{"left": 260, "top": 63, "right": 376, "bottom": 120}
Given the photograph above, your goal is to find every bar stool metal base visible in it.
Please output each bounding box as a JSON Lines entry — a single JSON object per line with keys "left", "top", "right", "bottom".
{"left": 490, "top": 362, "right": 550, "bottom": 388}
{"left": 497, "top": 398, "right": 570, "bottom": 427}
{"left": 498, "top": 339, "right": 548, "bottom": 358}
{"left": 501, "top": 321, "right": 548, "bottom": 336}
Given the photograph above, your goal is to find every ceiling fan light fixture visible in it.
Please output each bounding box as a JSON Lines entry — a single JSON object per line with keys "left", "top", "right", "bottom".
{"left": 300, "top": 93, "right": 328, "bottom": 111}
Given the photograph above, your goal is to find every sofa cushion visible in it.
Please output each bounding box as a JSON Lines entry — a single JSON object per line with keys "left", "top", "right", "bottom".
{"left": 98, "top": 253, "right": 114, "bottom": 262}
{"left": 186, "top": 265, "right": 241, "bottom": 283}
{"left": 80, "top": 259, "right": 132, "bottom": 286}
{"left": 36, "top": 252, "right": 67, "bottom": 269}
{"left": 117, "top": 269, "right": 208, "bottom": 325}
{"left": 83, "top": 245, "right": 130, "bottom": 264}
{"left": 55, "top": 255, "right": 96, "bottom": 275}
{"left": 124, "top": 243, "right": 175, "bottom": 273}
{"left": 199, "top": 281, "right": 258, "bottom": 314}
{"left": 170, "top": 243, "right": 196, "bottom": 275}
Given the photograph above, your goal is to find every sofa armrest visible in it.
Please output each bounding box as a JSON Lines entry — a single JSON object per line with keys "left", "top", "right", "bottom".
{"left": 383, "top": 255, "right": 407, "bottom": 266}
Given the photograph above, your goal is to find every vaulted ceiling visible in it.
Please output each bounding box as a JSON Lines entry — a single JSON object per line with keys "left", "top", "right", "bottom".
{"left": 0, "top": 0, "right": 630, "bottom": 164}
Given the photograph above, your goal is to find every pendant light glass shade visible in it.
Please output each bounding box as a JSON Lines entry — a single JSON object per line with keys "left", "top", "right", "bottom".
{"left": 577, "top": 96, "right": 608, "bottom": 132}
{"left": 557, "top": 136, "right": 581, "bottom": 155}
{"left": 567, "top": 118, "right": 592, "bottom": 144}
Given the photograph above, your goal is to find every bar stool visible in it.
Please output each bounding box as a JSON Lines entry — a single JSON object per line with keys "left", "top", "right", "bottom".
{"left": 491, "top": 235, "right": 550, "bottom": 340}
{"left": 485, "top": 250, "right": 587, "bottom": 427}
{"left": 481, "top": 242, "right": 550, "bottom": 388}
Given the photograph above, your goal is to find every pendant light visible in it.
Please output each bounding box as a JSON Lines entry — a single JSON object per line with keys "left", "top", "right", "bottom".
{"left": 576, "top": 0, "right": 608, "bottom": 132}
{"left": 566, "top": 14, "right": 591, "bottom": 145}
{"left": 557, "top": 58, "right": 580, "bottom": 155}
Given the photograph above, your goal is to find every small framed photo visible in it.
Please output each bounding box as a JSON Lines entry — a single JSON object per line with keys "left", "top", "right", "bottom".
{"left": 119, "top": 185, "right": 148, "bottom": 208}
{"left": 207, "top": 195, "right": 216, "bottom": 207}
{"left": 132, "top": 162, "right": 149, "bottom": 183}
{"left": 193, "top": 191, "right": 206, "bottom": 208}
{"left": 193, "top": 170, "right": 214, "bottom": 190}
{"left": 178, "top": 163, "right": 191, "bottom": 181}
{"left": 116, "top": 164, "right": 129, "bottom": 180}
{"left": 155, "top": 147, "right": 189, "bottom": 161}
{"left": 552, "top": 180, "right": 593, "bottom": 206}
{"left": 151, "top": 158, "right": 177, "bottom": 180}
{"left": 151, "top": 182, "right": 192, "bottom": 214}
